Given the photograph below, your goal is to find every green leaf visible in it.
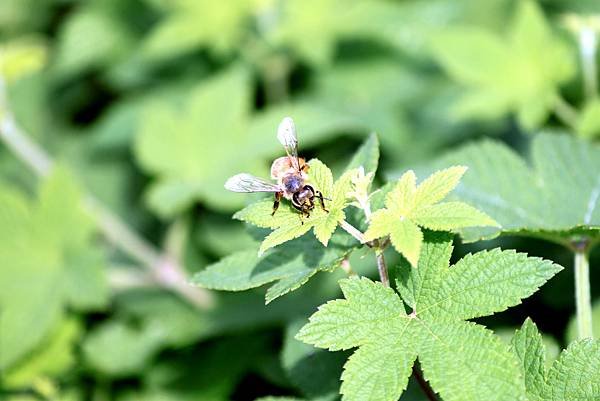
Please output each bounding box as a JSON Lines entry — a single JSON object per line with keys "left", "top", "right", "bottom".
{"left": 3, "top": 318, "right": 80, "bottom": 388}
{"left": 365, "top": 167, "right": 497, "bottom": 266}
{"left": 510, "top": 319, "right": 547, "bottom": 401}
{"left": 134, "top": 66, "right": 258, "bottom": 216}
{"left": 299, "top": 232, "right": 561, "bottom": 401}
{"left": 233, "top": 159, "right": 356, "bottom": 255}
{"left": 577, "top": 100, "right": 600, "bottom": 139}
{"left": 0, "top": 168, "right": 105, "bottom": 371}
{"left": 345, "top": 133, "right": 379, "bottom": 174}
{"left": 430, "top": 0, "right": 575, "bottom": 130}
{"left": 398, "top": 245, "right": 562, "bottom": 321}
{"left": 425, "top": 133, "right": 600, "bottom": 242}
{"left": 545, "top": 339, "right": 600, "bottom": 401}
{"left": 191, "top": 231, "right": 356, "bottom": 304}
{"left": 82, "top": 320, "right": 164, "bottom": 377}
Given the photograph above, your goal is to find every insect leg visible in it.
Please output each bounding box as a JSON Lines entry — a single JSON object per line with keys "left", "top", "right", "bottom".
{"left": 316, "top": 191, "right": 329, "bottom": 213}
{"left": 272, "top": 192, "right": 283, "bottom": 216}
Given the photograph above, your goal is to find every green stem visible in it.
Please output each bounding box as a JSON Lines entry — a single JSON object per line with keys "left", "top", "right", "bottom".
{"left": 553, "top": 94, "right": 579, "bottom": 129}
{"left": 579, "top": 27, "right": 598, "bottom": 100}
{"left": 574, "top": 249, "right": 593, "bottom": 339}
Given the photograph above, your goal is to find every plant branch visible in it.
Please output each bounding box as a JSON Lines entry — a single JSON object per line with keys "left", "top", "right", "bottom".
{"left": 0, "top": 78, "right": 213, "bottom": 309}
{"left": 573, "top": 241, "right": 593, "bottom": 339}
{"left": 374, "top": 244, "right": 389, "bottom": 287}
{"left": 552, "top": 95, "right": 579, "bottom": 129}
{"left": 340, "top": 219, "right": 367, "bottom": 243}
{"left": 413, "top": 364, "right": 440, "bottom": 401}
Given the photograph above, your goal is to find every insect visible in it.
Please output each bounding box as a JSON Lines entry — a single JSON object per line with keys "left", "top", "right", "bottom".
{"left": 225, "top": 117, "right": 328, "bottom": 221}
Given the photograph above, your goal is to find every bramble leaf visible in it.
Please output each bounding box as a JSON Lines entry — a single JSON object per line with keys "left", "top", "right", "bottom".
{"left": 511, "top": 319, "right": 600, "bottom": 401}
{"left": 364, "top": 167, "right": 498, "bottom": 266}
{"left": 424, "top": 132, "right": 600, "bottom": 242}
{"left": 299, "top": 232, "right": 562, "bottom": 401}
{"left": 191, "top": 231, "right": 356, "bottom": 304}
{"left": 234, "top": 159, "right": 357, "bottom": 254}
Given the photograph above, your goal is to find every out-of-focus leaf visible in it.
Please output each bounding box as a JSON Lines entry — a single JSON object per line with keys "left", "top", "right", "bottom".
{"left": 82, "top": 320, "right": 164, "bottom": 377}
{"left": 431, "top": 0, "right": 575, "bottom": 130}
{"left": 566, "top": 299, "right": 600, "bottom": 342}
{"left": 142, "top": 0, "right": 255, "bottom": 60}
{"left": 3, "top": 319, "right": 80, "bottom": 388}
{"left": 0, "top": 168, "right": 106, "bottom": 371}
{"left": 422, "top": 133, "right": 600, "bottom": 242}
{"left": 53, "top": 6, "right": 134, "bottom": 77}
{"left": 577, "top": 100, "right": 600, "bottom": 139}
{"left": 135, "top": 66, "right": 263, "bottom": 216}
{"left": 0, "top": 36, "right": 47, "bottom": 82}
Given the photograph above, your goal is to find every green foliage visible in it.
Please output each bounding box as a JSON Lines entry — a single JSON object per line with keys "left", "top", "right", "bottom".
{"left": 0, "top": 168, "right": 107, "bottom": 373}
{"left": 428, "top": 132, "right": 600, "bottom": 243}
{"left": 511, "top": 318, "right": 600, "bottom": 401}
{"left": 298, "top": 232, "right": 561, "bottom": 401}
{"left": 431, "top": 0, "right": 575, "bottom": 129}
{"left": 234, "top": 159, "right": 357, "bottom": 253}
{"left": 364, "top": 167, "right": 498, "bottom": 266}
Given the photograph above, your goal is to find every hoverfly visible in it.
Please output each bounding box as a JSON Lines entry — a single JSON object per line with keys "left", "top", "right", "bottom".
{"left": 225, "top": 117, "right": 328, "bottom": 220}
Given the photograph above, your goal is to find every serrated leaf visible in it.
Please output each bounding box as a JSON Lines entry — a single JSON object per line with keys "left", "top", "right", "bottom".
{"left": 411, "top": 201, "right": 499, "bottom": 231}
{"left": 397, "top": 235, "right": 562, "bottom": 320}
{"left": 423, "top": 133, "right": 600, "bottom": 242}
{"left": 545, "top": 339, "right": 600, "bottom": 401}
{"left": 192, "top": 232, "right": 356, "bottom": 304}
{"left": 416, "top": 320, "right": 526, "bottom": 401}
{"left": 300, "top": 233, "right": 561, "bottom": 401}
{"left": 510, "top": 319, "right": 547, "bottom": 401}
{"left": 233, "top": 159, "right": 356, "bottom": 255}
{"left": 366, "top": 167, "right": 497, "bottom": 266}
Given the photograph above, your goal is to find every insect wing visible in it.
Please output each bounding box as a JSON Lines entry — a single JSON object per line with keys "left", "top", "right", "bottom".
{"left": 277, "top": 117, "right": 300, "bottom": 170}
{"left": 225, "top": 173, "right": 281, "bottom": 193}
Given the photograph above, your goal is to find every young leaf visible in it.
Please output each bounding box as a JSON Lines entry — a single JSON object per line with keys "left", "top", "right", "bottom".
{"left": 191, "top": 231, "right": 357, "bottom": 304}
{"left": 364, "top": 167, "right": 498, "bottom": 266}
{"left": 425, "top": 132, "right": 600, "bottom": 243}
{"left": 299, "top": 232, "right": 560, "bottom": 401}
{"left": 234, "top": 159, "right": 357, "bottom": 254}
{"left": 510, "top": 318, "right": 600, "bottom": 401}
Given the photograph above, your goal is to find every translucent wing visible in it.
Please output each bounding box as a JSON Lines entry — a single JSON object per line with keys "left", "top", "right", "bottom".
{"left": 225, "top": 173, "right": 281, "bottom": 193}
{"left": 277, "top": 117, "right": 300, "bottom": 171}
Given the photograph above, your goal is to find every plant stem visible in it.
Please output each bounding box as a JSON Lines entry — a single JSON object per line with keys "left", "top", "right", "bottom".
{"left": 553, "top": 94, "right": 579, "bottom": 129}
{"left": 579, "top": 26, "right": 598, "bottom": 100}
{"left": 574, "top": 247, "right": 593, "bottom": 339}
{"left": 374, "top": 245, "right": 389, "bottom": 287}
{"left": 340, "top": 219, "right": 367, "bottom": 244}
{"left": 413, "top": 364, "right": 439, "bottom": 401}
{"left": 0, "top": 78, "right": 213, "bottom": 309}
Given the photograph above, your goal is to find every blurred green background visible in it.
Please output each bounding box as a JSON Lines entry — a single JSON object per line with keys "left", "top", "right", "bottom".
{"left": 1, "top": 0, "right": 600, "bottom": 400}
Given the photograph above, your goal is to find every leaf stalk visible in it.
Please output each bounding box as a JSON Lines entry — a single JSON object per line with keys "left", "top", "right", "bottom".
{"left": 574, "top": 242, "right": 593, "bottom": 339}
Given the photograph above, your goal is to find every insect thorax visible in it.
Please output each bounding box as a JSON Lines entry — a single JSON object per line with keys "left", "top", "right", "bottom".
{"left": 282, "top": 175, "right": 303, "bottom": 193}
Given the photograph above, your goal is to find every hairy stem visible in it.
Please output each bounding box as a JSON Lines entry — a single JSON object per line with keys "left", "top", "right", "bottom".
{"left": 374, "top": 245, "right": 389, "bottom": 287}
{"left": 340, "top": 219, "right": 367, "bottom": 243}
{"left": 574, "top": 248, "right": 593, "bottom": 339}
{"left": 553, "top": 95, "right": 579, "bottom": 129}
{"left": 413, "top": 364, "right": 440, "bottom": 401}
{"left": 0, "top": 78, "right": 212, "bottom": 309}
